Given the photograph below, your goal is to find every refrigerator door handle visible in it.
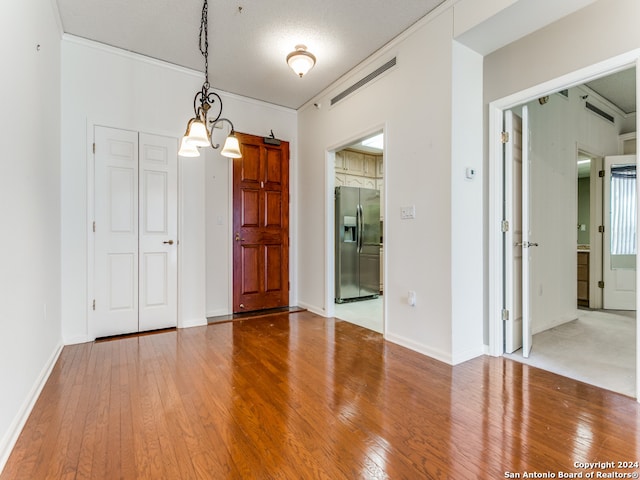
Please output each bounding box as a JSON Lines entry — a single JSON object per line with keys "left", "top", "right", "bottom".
{"left": 357, "top": 204, "right": 364, "bottom": 253}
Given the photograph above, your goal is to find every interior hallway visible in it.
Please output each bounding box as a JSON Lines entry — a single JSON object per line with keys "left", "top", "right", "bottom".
{"left": 505, "top": 309, "right": 636, "bottom": 397}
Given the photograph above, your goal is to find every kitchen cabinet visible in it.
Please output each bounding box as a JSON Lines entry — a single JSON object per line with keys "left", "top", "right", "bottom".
{"left": 363, "top": 154, "right": 377, "bottom": 177}
{"left": 337, "top": 150, "right": 381, "bottom": 178}
{"left": 336, "top": 173, "right": 376, "bottom": 189}
{"left": 343, "top": 174, "right": 366, "bottom": 188}
{"left": 577, "top": 251, "right": 589, "bottom": 307}
{"left": 362, "top": 177, "right": 376, "bottom": 189}
{"left": 341, "top": 150, "right": 365, "bottom": 175}
{"left": 335, "top": 151, "right": 346, "bottom": 172}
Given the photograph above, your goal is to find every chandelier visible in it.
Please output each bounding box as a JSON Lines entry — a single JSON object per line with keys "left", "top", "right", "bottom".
{"left": 178, "top": 0, "right": 241, "bottom": 158}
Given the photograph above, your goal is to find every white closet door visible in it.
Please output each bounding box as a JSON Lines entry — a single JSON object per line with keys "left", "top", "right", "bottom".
{"left": 94, "top": 127, "right": 139, "bottom": 338}
{"left": 521, "top": 105, "right": 534, "bottom": 358}
{"left": 138, "top": 133, "right": 178, "bottom": 331}
{"left": 94, "top": 127, "right": 178, "bottom": 338}
{"left": 504, "top": 110, "right": 523, "bottom": 354}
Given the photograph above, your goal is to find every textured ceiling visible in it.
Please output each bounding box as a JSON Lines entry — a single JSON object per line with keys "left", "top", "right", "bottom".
{"left": 55, "top": 0, "right": 445, "bottom": 109}
{"left": 586, "top": 67, "right": 637, "bottom": 115}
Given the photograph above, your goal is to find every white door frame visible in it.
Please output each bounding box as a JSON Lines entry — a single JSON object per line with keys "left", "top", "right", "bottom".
{"left": 488, "top": 52, "right": 640, "bottom": 399}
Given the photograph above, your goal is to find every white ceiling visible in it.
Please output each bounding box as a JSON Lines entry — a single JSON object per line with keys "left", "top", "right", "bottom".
{"left": 55, "top": 0, "right": 445, "bottom": 109}
{"left": 586, "top": 68, "right": 637, "bottom": 115}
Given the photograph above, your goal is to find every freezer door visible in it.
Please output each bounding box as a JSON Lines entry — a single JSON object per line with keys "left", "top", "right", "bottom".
{"left": 359, "top": 188, "right": 380, "bottom": 297}
{"left": 335, "top": 187, "right": 360, "bottom": 301}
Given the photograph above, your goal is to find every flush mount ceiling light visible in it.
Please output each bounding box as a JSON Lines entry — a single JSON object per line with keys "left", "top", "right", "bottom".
{"left": 286, "top": 45, "right": 316, "bottom": 78}
{"left": 178, "top": 0, "right": 241, "bottom": 158}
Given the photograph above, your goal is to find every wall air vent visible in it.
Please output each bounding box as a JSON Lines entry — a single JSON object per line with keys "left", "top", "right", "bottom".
{"left": 585, "top": 101, "right": 615, "bottom": 124}
{"left": 330, "top": 57, "right": 397, "bottom": 106}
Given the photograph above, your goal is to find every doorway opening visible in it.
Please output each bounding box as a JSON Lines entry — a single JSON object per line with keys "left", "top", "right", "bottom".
{"left": 330, "top": 130, "right": 385, "bottom": 333}
{"left": 491, "top": 60, "right": 638, "bottom": 398}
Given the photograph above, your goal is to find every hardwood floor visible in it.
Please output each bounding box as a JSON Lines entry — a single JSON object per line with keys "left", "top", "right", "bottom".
{"left": 2, "top": 311, "right": 640, "bottom": 479}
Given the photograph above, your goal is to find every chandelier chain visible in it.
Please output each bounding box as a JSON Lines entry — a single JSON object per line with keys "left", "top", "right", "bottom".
{"left": 199, "top": 0, "right": 209, "bottom": 86}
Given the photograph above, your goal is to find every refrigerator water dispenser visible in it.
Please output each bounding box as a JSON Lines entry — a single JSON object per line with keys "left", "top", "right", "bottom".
{"left": 343, "top": 216, "right": 357, "bottom": 242}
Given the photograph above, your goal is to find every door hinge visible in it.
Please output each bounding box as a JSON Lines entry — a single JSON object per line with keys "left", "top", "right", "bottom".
{"left": 501, "top": 309, "right": 509, "bottom": 321}
{"left": 599, "top": 170, "right": 605, "bottom": 177}
{"left": 92, "top": 221, "right": 96, "bottom": 233}
{"left": 288, "top": 281, "right": 290, "bottom": 291}
{"left": 501, "top": 220, "right": 509, "bottom": 233}
{"left": 93, "top": 143, "right": 96, "bottom": 154}
{"left": 501, "top": 132, "right": 509, "bottom": 143}
{"left": 92, "top": 299, "right": 96, "bottom": 311}
{"left": 598, "top": 280, "right": 605, "bottom": 288}
{"left": 598, "top": 225, "right": 604, "bottom": 233}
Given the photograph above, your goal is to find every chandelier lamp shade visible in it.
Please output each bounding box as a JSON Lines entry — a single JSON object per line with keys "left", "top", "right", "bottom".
{"left": 178, "top": 0, "right": 242, "bottom": 159}
{"left": 286, "top": 45, "right": 316, "bottom": 78}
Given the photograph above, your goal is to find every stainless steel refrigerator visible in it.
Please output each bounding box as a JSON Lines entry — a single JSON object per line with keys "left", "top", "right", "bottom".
{"left": 335, "top": 186, "right": 380, "bottom": 303}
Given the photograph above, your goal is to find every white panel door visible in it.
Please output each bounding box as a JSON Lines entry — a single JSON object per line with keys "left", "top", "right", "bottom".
{"left": 504, "top": 110, "right": 523, "bottom": 354}
{"left": 521, "top": 105, "right": 534, "bottom": 358}
{"left": 94, "top": 127, "right": 178, "bottom": 338}
{"left": 603, "top": 155, "right": 637, "bottom": 310}
{"left": 138, "top": 133, "right": 178, "bottom": 331}
{"left": 94, "top": 127, "right": 139, "bottom": 338}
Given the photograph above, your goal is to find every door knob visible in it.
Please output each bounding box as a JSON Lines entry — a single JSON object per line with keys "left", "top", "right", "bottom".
{"left": 516, "top": 241, "right": 539, "bottom": 248}
{"left": 163, "top": 240, "right": 174, "bottom": 245}
{"left": 235, "top": 233, "right": 244, "bottom": 242}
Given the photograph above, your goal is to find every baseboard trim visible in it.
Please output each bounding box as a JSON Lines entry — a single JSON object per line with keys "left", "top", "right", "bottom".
{"left": 206, "top": 308, "right": 230, "bottom": 318}
{"left": 63, "top": 335, "right": 91, "bottom": 345}
{"left": 384, "top": 333, "right": 452, "bottom": 365}
{"left": 0, "top": 341, "right": 63, "bottom": 474}
{"left": 296, "top": 301, "right": 326, "bottom": 317}
{"left": 451, "top": 346, "right": 485, "bottom": 365}
{"left": 178, "top": 317, "right": 208, "bottom": 329}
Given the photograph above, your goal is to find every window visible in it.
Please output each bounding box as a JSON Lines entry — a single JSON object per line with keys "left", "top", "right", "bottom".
{"left": 610, "top": 165, "right": 636, "bottom": 255}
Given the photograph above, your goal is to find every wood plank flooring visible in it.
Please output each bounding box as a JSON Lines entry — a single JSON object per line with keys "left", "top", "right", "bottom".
{"left": 2, "top": 311, "right": 640, "bottom": 479}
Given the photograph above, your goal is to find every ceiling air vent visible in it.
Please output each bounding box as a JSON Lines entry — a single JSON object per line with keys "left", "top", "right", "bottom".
{"left": 331, "top": 57, "right": 397, "bottom": 106}
{"left": 585, "top": 101, "right": 615, "bottom": 124}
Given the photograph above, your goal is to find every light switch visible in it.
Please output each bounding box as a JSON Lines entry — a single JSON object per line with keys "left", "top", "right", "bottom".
{"left": 401, "top": 205, "right": 416, "bottom": 219}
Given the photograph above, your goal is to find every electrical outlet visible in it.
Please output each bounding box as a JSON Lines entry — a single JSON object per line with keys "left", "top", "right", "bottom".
{"left": 408, "top": 290, "right": 416, "bottom": 306}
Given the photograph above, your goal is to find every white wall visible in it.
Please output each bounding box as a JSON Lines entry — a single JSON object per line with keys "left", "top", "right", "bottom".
{"left": 0, "top": 0, "right": 63, "bottom": 470}
{"left": 61, "top": 37, "right": 297, "bottom": 341}
{"left": 451, "top": 42, "right": 485, "bottom": 363}
{"left": 297, "top": 7, "right": 485, "bottom": 364}
{"left": 484, "top": 0, "right": 640, "bottom": 104}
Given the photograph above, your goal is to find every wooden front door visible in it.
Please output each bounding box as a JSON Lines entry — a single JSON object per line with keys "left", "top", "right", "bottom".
{"left": 233, "top": 132, "right": 289, "bottom": 313}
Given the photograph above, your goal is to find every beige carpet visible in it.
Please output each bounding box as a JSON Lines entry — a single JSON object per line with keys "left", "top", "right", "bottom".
{"left": 505, "top": 309, "right": 636, "bottom": 398}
